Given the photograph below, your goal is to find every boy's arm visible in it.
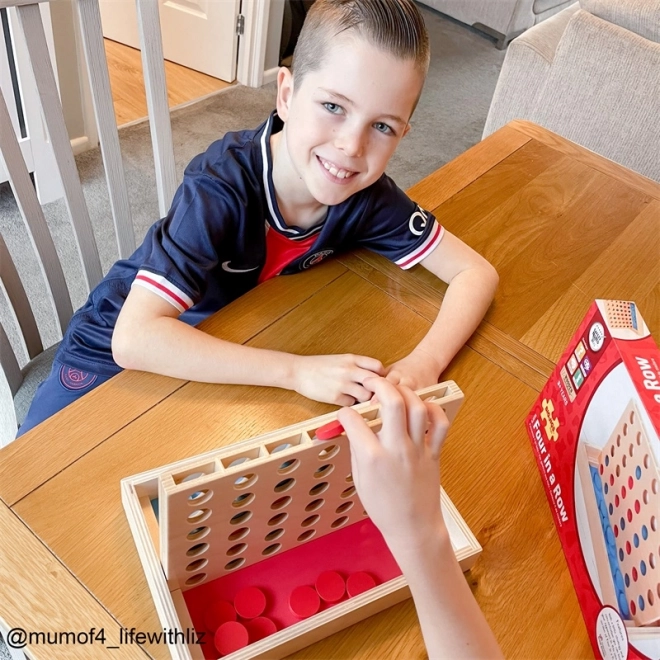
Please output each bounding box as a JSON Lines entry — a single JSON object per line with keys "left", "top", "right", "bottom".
{"left": 385, "top": 230, "right": 498, "bottom": 388}
{"left": 112, "top": 286, "right": 384, "bottom": 406}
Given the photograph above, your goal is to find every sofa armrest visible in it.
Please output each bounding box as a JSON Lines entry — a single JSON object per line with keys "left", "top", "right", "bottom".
{"left": 482, "top": 3, "right": 579, "bottom": 137}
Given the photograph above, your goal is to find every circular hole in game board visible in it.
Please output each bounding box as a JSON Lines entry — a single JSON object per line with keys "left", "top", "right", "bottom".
{"left": 186, "top": 543, "right": 209, "bottom": 557}
{"left": 305, "top": 498, "right": 325, "bottom": 512}
{"left": 649, "top": 590, "right": 655, "bottom": 607}
{"left": 309, "top": 482, "right": 329, "bottom": 497}
{"left": 184, "top": 573, "right": 207, "bottom": 586}
{"left": 301, "top": 514, "right": 320, "bottom": 528}
{"left": 643, "top": 490, "right": 649, "bottom": 504}
{"left": 637, "top": 433, "right": 643, "bottom": 446}
{"left": 187, "top": 509, "right": 212, "bottom": 525}
{"left": 362, "top": 510, "right": 368, "bottom": 516}
{"left": 262, "top": 543, "right": 282, "bottom": 556}
{"left": 234, "top": 473, "right": 258, "bottom": 490}
{"left": 232, "top": 492, "right": 255, "bottom": 508}
{"left": 611, "top": 446, "right": 615, "bottom": 457}
{"left": 277, "top": 458, "right": 300, "bottom": 475}
{"left": 336, "top": 501, "right": 354, "bottom": 514}
{"left": 630, "top": 410, "right": 636, "bottom": 424}
{"left": 616, "top": 465, "right": 621, "bottom": 477}
{"left": 616, "top": 435, "right": 621, "bottom": 447}
{"left": 188, "top": 489, "right": 213, "bottom": 505}
{"left": 624, "top": 423, "right": 630, "bottom": 436}
{"left": 622, "top": 455, "right": 628, "bottom": 468}
{"left": 651, "top": 516, "right": 657, "bottom": 532}
{"left": 629, "top": 444, "right": 635, "bottom": 457}
{"left": 653, "top": 479, "right": 659, "bottom": 495}
{"left": 341, "top": 486, "right": 356, "bottom": 499}
{"left": 224, "top": 558, "right": 245, "bottom": 571}
{"left": 345, "top": 474, "right": 354, "bottom": 483}
{"left": 331, "top": 516, "right": 349, "bottom": 529}
{"left": 186, "top": 558, "right": 208, "bottom": 572}
{"left": 226, "top": 543, "right": 248, "bottom": 556}
{"left": 230, "top": 510, "right": 252, "bottom": 525}
{"left": 297, "top": 529, "right": 316, "bottom": 543}
{"left": 271, "top": 496, "right": 292, "bottom": 510}
{"left": 268, "top": 512, "right": 289, "bottom": 527}
{"left": 187, "top": 526, "right": 210, "bottom": 541}
{"left": 265, "top": 528, "right": 285, "bottom": 542}
{"left": 649, "top": 553, "right": 656, "bottom": 570}
{"left": 644, "top": 454, "right": 650, "bottom": 469}
{"left": 314, "top": 464, "right": 335, "bottom": 479}
{"left": 318, "top": 444, "right": 340, "bottom": 460}
{"left": 274, "top": 478, "right": 296, "bottom": 493}
{"left": 227, "top": 526, "right": 250, "bottom": 541}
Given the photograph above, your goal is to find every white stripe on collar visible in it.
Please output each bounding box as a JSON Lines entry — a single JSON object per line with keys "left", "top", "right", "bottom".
{"left": 260, "top": 115, "right": 324, "bottom": 241}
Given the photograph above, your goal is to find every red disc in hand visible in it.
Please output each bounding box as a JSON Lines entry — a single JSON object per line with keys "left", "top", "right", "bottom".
{"left": 347, "top": 572, "right": 377, "bottom": 597}
{"left": 315, "top": 570, "right": 346, "bottom": 603}
{"left": 204, "top": 600, "right": 236, "bottom": 633}
{"left": 234, "top": 586, "right": 267, "bottom": 619}
{"left": 246, "top": 616, "right": 277, "bottom": 642}
{"left": 315, "top": 420, "right": 345, "bottom": 440}
{"left": 214, "top": 621, "right": 249, "bottom": 656}
{"left": 289, "top": 585, "right": 321, "bottom": 618}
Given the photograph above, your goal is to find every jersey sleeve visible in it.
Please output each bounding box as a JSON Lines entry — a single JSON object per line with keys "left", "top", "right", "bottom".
{"left": 356, "top": 175, "right": 444, "bottom": 270}
{"left": 131, "top": 155, "right": 239, "bottom": 313}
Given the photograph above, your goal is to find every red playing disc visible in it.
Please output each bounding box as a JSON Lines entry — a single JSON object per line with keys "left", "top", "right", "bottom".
{"left": 315, "top": 570, "right": 346, "bottom": 603}
{"left": 214, "top": 621, "right": 249, "bottom": 656}
{"left": 347, "top": 572, "right": 377, "bottom": 597}
{"left": 289, "top": 585, "right": 321, "bottom": 618}
{"left": 315, "top": 420, "right": 345, "bottom": 440}
{"left": 204, "top": 600, "right": 237, "bottom": 633}
{"left": 234, "top": 586, "right": 267, "bottom": 619}
{"left": 246, "top": 616, "right": 277, "bottom": 642}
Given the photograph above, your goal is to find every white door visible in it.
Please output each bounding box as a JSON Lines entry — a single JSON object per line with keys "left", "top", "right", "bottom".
{"left": 99, "top": 0, "right": 240, "bottom": 82}
{"left": 0, "top": 5, "right": 62, "bottom": 203}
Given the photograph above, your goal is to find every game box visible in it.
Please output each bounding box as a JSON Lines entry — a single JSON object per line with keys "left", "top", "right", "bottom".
{"left": 526, "top": 300, "right": 660, "bottom": 660}
{"left": 123, "top": 381, "right": 482, "bottom": 659}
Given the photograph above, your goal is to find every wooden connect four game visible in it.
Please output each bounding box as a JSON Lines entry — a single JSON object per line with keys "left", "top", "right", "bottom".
{"left": 122, "top": 382, "right": 482, "bottom": 659}
{"left": 577, "top": 400, "right": 660, "bottom": 631}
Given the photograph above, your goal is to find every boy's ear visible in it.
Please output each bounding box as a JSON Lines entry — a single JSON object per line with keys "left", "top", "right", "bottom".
{"left": 276, "top": 67, "right": 295, "bottom": 122}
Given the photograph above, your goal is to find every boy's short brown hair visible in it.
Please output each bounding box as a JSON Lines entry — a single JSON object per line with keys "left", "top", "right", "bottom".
{"left": 292, "top": 0, "right": 430, "bottom": 86}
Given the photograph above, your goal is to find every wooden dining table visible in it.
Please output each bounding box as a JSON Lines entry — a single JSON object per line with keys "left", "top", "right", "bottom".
{"left": 1, "top": 120, "right": 658, "bottom": 659}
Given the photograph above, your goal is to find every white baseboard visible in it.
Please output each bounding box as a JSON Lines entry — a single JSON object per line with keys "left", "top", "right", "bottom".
{"left": 262, "top": 66, "right": 279, "bottom": 85}
{"left": 70, "top": 136, "right": 94, "bottom": 156}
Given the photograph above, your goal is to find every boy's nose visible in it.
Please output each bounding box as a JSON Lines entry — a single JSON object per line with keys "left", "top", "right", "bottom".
{"left": 335, "top": 127, "right": 365, "bottom": 159}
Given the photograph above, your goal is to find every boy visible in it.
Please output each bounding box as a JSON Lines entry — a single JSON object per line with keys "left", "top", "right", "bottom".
{"left": 18, "top": 0, "right": 498, "bottom": 436}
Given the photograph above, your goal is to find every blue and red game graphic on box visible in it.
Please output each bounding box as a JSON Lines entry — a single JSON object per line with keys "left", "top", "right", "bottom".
{"left": 527, "top": 300, "right": 660, "bottom": 660}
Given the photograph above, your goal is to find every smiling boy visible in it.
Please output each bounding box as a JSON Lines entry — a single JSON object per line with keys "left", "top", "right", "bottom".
{"left": 18, "top": 0, "right": 498, "bottom": 436}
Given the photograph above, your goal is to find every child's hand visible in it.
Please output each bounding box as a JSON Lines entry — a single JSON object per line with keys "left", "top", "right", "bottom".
{"left": 292, "top": 354, "right": 385, "bottom": 406}
{"left": 383, "top": 348, "right": 442, "bottom": 391}
{"left": 338, "top": 377, "right": 450, "bottom": 556}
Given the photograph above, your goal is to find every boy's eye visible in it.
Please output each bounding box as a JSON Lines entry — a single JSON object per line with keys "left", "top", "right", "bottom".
{"left": 323, "top": 102, "right": 342, "bottom": 114}
{"left": 373, "top": 122, "right": 393, "bottom": 135}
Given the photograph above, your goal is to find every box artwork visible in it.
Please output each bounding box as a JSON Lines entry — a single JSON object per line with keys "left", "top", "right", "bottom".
{"left": 527, "top": 300, "right": 660, "bottom": 660}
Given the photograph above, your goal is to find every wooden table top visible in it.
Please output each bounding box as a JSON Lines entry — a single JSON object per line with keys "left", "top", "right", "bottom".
{"left": 1, "top": 121, "right": 658, "bottom": 659}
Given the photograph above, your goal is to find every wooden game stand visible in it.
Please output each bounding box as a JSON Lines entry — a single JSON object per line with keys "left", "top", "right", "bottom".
{"left": 122, "top": 382, "right": 482, "bottom": 659}
{"left": 575, "top": 400, "right": 660, "bottom": 640}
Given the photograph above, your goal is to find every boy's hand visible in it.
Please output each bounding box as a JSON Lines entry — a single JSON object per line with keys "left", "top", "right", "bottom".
{"left": 383, "top": 348, "right": 442, "bottom": 391}
{"left": 292, "top": 354, "right": 384, "bottom": 406}
{"left": 338, "top": 377, "right": 450, "bottom": 556}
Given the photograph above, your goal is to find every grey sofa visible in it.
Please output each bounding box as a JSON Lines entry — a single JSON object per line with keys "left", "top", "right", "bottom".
{"left": 418, "top": 0, "right": 575, "bottom": 48}
{"left": 483, "top": 0, "right": 660, "bottom": 182}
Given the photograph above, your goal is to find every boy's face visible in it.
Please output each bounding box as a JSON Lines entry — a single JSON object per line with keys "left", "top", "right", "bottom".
{"left": 275, "top": 33, "right": 424, "bottom": 208}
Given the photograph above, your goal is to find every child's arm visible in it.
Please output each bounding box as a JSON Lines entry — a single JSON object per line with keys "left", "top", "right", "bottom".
{"left": 338, "top": 378, "right": 502, "bottom": 659}
{"left": 112, "top": 286, "right": 384, "bottom": 406}
{"left": 385, "top": 231, "right": 498, "bottom": 389}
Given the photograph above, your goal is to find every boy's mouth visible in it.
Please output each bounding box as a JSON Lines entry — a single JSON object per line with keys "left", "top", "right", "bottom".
{"left": 317, "top": 156, "right": 357, "bottom": 181}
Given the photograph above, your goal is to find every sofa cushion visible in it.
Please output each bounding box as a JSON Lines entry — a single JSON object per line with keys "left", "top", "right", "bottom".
{"left": 534, "top": 0, "right": 571, "bottom": 15}
{"left": 580, "top": 0, "right": 660, "bottom": 43}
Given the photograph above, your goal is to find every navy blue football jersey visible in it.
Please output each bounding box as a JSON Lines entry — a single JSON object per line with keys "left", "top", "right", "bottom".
{"left": 57, "top": 111, "right": 444, "bottom": 376}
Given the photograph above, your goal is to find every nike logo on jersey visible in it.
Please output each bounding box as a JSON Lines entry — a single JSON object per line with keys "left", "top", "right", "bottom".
{"left": 221, "top": 261, "right": 260, "bottom": 273}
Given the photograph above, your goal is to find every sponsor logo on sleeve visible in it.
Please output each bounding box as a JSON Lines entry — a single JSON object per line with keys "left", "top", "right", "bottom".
{"left": 409, "top": 207, "right": 428, "bottom": 236}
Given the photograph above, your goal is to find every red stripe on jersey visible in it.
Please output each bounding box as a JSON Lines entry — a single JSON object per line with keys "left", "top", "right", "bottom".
{"left": 135, "top": 274, "right": 189, "bottom": 309}
{"left": 398, "top": 223, "right": 443, "bottom": 269}
{"left": 258, "top": 229, "right": 317, "bottom": 283}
